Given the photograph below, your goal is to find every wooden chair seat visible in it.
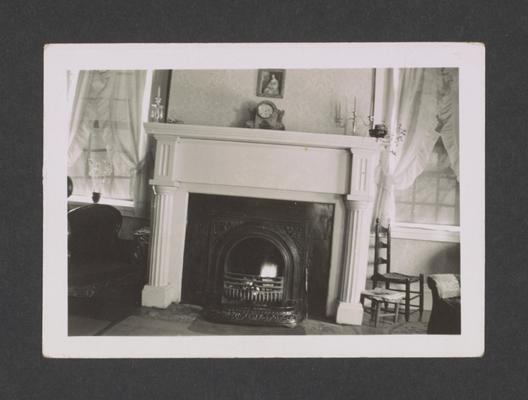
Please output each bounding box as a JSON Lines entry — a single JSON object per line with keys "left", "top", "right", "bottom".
{"left": 375, "top": 272, "right": 422, "bottom": 284}
{"left": 361, "top": 288, "right": 405, "bottom": 302}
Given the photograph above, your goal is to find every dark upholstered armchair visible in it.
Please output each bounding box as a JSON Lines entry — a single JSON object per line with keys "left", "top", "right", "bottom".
{"left": 427, "top": 274, "right": 461, "bottom": 334}
{"left": 68, "top": 204, "right": 145, "bottom": 301}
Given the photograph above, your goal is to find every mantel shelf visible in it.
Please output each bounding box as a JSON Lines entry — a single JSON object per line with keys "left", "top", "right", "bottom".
{"left": 144, "top": 122, "right": 380, "bottom": 151}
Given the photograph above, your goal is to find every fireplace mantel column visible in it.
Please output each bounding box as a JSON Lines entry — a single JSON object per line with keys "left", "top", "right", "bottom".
{"left": 141, "top": 184, "right": 189, "bottom": 308}
{"left": 336, "top": 148, "right": 378, "bottom": 325}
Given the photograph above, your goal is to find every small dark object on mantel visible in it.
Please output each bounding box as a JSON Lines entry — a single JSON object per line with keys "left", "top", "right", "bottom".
{"left": 369, "top": 123, "right": 388, "bottom": 139}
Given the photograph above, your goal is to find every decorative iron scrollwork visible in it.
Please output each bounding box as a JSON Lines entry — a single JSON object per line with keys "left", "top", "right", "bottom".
{"left": 204, "top": 304, "right": 300, "bottom": 327}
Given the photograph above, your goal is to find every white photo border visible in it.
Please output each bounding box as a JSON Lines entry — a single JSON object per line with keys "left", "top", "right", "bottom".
{"left": 43, "top": 43, "right": 485, "bottom": 358}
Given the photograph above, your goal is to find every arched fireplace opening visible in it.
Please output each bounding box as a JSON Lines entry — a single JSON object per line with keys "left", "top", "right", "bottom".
{"left": 205, "top": 223, "right": 304, "bottom": 327}
{"left": 223, "top": 237, "right": 286, "bottom": 304}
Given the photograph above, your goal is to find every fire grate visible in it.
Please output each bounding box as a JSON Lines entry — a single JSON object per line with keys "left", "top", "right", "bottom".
{"left": 223, "top": 271, "right": 284, "bottom": 304}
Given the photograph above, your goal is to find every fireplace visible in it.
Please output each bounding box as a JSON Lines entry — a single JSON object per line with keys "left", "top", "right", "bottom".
{"left": 141, "top": 123, "right": 379, "bottom": 326}
{"left": 181, "top": 194, "right": 334, "bottom": 326}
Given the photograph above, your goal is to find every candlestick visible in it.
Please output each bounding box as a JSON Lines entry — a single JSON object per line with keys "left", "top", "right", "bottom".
{"left": 369, "top": 69, "right": 376, "bottom": 129}
{"left": 150, "top": 87, "right": 164, "bottom": 122}
{"left": 351, "top": 96, "right": 357, "bottom": 135}
{"left": 335, "top": 95, "right": 370, "bottom": 136}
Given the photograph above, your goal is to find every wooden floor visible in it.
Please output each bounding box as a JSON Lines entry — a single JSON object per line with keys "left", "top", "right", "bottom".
{"left": 69, "top": 297, "right": 429, "bottom": 336}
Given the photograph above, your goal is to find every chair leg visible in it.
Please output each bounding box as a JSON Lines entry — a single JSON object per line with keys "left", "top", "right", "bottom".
{"left": 419, "top": 274, "right": 424, "bottom": 322}
{"left": 364, "top": 295, "right": 375, "bottom": 322}
{"left": 405, "top": 280, "right": 411, "bottom": 322}
{"left": 373, "top": 299, "right": 380, "bottom": 327}
{"left": 383, "top": 281, "right": 390, "bottom": 316}
{"left": 394, "top": 300, "right": 400, "bottom": 323}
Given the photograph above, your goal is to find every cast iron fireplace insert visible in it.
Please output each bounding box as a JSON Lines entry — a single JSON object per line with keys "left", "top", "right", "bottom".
{"left": 181, "top": 194, "right": 334, "bottom": 327}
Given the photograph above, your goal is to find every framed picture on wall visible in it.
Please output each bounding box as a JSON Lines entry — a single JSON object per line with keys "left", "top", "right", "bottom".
{"left": 257, "top": 69, "right": 285, "bottom": 98}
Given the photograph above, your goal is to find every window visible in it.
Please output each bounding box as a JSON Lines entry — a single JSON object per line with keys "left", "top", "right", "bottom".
{"left": 395, "top": 138, "right": 459, "bottom": 227}
{"left": 67, "top": 70, "right": 152, "bottom": 214}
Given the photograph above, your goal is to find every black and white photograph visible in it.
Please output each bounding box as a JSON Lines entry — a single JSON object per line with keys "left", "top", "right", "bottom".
{"left": 43, "top": 43, "right": 484, "bottom": 358}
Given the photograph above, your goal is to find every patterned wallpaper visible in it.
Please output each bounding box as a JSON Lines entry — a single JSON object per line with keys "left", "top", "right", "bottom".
{"left": 167, "top": 69, "right": 373, "bottom": 135}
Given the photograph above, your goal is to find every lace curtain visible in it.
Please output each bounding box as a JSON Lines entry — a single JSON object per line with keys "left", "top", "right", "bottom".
{"left": 67, "top": 70, "right": 151, "bottom": 216}
{"left": 374, "top": 68, "right": 459, "bottom": 225}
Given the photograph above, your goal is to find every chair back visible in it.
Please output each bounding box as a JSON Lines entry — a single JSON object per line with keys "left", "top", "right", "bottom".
{"left": 374, "top": 218, "right": 391, "bottom": 275}
{"left": 68, "top": 204, "right": 122, "bottom": 262}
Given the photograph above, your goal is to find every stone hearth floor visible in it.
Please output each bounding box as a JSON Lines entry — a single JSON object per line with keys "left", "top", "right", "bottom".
{"left": 69, "top": 300, "right": 430, "bottom": 336}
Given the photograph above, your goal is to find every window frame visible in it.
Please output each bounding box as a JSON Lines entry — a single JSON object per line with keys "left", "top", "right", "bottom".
{"left": 68, "top": 195, "right": 138, "bottom": 218}
{"left": 391, "top": 222, "right": 460, "bottom": 243}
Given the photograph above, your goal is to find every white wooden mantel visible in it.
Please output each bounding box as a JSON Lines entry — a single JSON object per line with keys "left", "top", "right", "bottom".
{"left": 142, "top": 122, "right": 380, "bottom": 325}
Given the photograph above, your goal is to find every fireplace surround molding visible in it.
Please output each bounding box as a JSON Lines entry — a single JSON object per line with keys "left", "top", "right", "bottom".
{"left": 142, "top": 122, "right": 380, "bottom": 325}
